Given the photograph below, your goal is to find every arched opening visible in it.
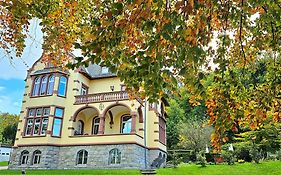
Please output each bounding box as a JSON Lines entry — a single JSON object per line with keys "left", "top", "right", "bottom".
{"left": 73, "top": 106, "right": 99, "bottom": 136}
{"left": 20, "top": 150, "right": 29, "bottom": 165}
{"left": 109, "top": 148, "right": 121, "bottom": 164}
{"left": 32, "top": 150, "right": 42, "bottom": 165}
{"left": 76, "top": 150, "right": 88, "bottom": 165}
{"left": 102, "top": 104, "right": 132, "bottom": 134}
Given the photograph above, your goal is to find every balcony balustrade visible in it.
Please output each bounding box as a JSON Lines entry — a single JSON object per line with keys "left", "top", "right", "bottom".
{"left": 75, "top": 91, "right": 129, "bottom": 104}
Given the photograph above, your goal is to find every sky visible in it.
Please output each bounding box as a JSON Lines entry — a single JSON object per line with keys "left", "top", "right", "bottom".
{"left": 0, "top": 19, "right": 43, "bottom": 114}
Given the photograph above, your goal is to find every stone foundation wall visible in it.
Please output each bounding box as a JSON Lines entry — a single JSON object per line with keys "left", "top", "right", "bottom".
{"left": 9, "top": 144, "right": 166, "bottom": 170}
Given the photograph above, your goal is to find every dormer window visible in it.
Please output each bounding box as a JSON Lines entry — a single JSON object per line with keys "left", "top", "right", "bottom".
{"left": 101, "top": 67, "right": 109, "bottom": 74}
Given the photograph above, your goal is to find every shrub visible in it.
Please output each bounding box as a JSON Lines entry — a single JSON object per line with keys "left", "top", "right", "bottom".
{"left": 276, "top": 150, "right": 281, "bottom": 161}
{"left": 196, "top": 151, "right": 207, "bottom": 167}
{"left": 222, "top": 151, "right": 235, "bottom": 165}
{"left": 250, "top": 146, "right": 262, "bottom": 164}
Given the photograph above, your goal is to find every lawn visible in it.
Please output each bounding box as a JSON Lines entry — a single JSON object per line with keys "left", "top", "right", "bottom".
{"left": 0, "top": 162, "right": 8, "bottom": 166}
{"left": 0, "top": 161, "right": 280, "bottom": 175}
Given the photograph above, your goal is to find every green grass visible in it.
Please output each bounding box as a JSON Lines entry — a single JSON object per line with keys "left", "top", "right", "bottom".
{"left": 0, "top": 161, "right": 280, "bottom": 175}
{"left": 0, "top": 162, "right": 8, "bottom": 166}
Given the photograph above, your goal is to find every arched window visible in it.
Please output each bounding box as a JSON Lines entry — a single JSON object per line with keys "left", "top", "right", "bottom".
{"left": 32, "top": 150, "right": 41, "bottom": 165}
{"left": 77, "top": 120, "right": 84, "bottom": 135}
{"left": 109, "top": 148, "right": 121, "bottom": 164}
{"left": 58, "top": 76, "right": 67, "bottom": 96}
{"left": 76, "top": 150, "right": 88, "bottom": 165}
{"left": 20, "top": 150, "right": 29, "bottom": 165}
{"left": 32, "top": 77, "right": 41, "bottom": 96}
{"left": 121, "top": 115, "right": 132, "bottom": 134}
{"left": 92, "top": 117, "right": 100, "bottom": 135}
{"left": 47, "top": 75, "right": 55, "bottom": 95}
{"left": 40, "top": 76, "right": 48, "bottom": 95}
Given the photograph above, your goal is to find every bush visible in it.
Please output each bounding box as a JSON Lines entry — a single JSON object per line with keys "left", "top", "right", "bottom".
{"left": 222, "top": 151, "right": 235, "bottom": 165}
{"left": 250, "top": 146, "right": 262, "bottom": 164}
{"left": 197, "top": 151, "right": 207, "bottom": 167}
{"left": 276, "top": 150, "right": 281, "bottom": 161}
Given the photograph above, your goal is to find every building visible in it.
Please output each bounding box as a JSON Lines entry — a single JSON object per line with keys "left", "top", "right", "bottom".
{"left": 0, "top": 144, "right": 12, "bottom": 162}
{"left": 9, "top": 56, "right": 167, "bottom": 169}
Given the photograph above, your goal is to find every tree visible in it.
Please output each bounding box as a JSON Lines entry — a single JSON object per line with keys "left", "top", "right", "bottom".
{"left": 1, "top": 0, "right": 280, "bottom": 149}
{"left": 178, "top": 118, "right": 213, "bottom": 152}
{"left": 2, "top": 124, "right": 18, "bottom": 145}
{"left": 0, "top": 112, "right": 19, "bottom": 144}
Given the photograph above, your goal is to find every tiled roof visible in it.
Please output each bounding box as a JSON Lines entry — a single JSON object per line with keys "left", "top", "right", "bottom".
{"left": 80, "top": 64, "right": 116, "bottom": 79}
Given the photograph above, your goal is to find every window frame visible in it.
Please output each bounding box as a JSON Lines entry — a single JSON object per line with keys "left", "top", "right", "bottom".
{"left": 31, "top": 74, "right": 55, "bottom": 97}
{"left": 91, "top": 116, "right": 100, "bottom": 135}
{"left": 120, "top": 114, "right": 132, "bottom": 134}
{"left": 24, "top": 107, "right": 50, "bottom": 136}
{"left": 51, "top": 107, "right": 64, "bottom": 137}
{"left": 80, "top": 83, "right": 88, "bottom": 95}
{"left": 76, "top": 150, "right": 88, "bottom": 165}
{"left": 32, "top": 150, "right": 42, "bottom": 165}
{"left": 109, "top": 148, "right": 121, "bottom": 164}
{"left": 20, "top": 150, "right": 29, "bottom": 165}
{"left": 57, "top": 75, "right": 68, "bottom": 97}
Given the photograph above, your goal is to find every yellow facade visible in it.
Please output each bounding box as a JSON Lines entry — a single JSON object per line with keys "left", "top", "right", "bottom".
{"left": 14, "top": 58, "right": 167, "bottom": 154}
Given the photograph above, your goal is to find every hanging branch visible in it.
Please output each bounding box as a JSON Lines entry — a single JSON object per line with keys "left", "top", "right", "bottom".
{"left": 239, "top": 0, "right": 246, "bottom": 69}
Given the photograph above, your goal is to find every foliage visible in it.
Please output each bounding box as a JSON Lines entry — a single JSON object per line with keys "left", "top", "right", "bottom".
{"left": 196, "top": 151, "right": 207, "bottom": 167}
{"left": 178, "top": 119, "right": 213, "bottom": 152}
{"left": 222, "top": 150, "right": 235, "bottom": 165}
{"left": 249, "top": 143, "right": 262, "bottom": 164}
{"left": 166, "top": 89, "right": 208, "bottom": 149}
{"left": 277, "top": 150, "right": 281, "bottom": 161}
{"left": 1, "top": 0, "right": 280, "bottom": 149}
{"left": 0, "top": 112, "right": 19, "bottom": 144}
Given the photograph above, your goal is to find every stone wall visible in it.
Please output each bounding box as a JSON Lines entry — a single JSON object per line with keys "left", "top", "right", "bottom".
{"left": 9, "top": 144, "right": 166, "bottom": 169}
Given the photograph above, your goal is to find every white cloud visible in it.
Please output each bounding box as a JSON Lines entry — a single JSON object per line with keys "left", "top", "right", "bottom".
{"left": 0, "top": 18, "right": 43, "bottom": 80}
{"left": 0, "top": 95, "right": 22, "bottom": 114}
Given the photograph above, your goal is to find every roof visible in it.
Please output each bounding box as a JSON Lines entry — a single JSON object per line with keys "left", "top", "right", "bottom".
{"left": 0, "top": 144, "right": 12, "bottom": 148}
{"left": 79, "top": 64, "right": 116, "bottom": 79}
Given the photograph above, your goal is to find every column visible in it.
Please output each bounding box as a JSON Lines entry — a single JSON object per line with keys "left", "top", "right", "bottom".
{"left": 131, "top": 111, "right": 137, "bottom": 133}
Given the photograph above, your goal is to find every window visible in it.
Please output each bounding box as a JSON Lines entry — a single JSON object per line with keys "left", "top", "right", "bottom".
{"left": 32, "top": 150, "right": 41, "bottom": 165}
{"left": 52, "top": 107, "right": 64, "bottom": 137}
{"left": 47, "top": 75, "right": 55, "bottom": 95}
{"left": 25, "top": 107, "right": 50, "bottom": 136}
{"left": 40, "top": 76, "right": 48, "bottom": 95}
{"left": 6, "top": 153, "right": 9, "bottom": 155}
{"left": 20, "top": 150, "right": 29, "bottom": 165}
{"left": 121, "top": 115, "right": 132, "bottom": 134}
{"left": 159, "top": 117, "right": 166, "bottom": 145}
{"left": 77, "top": 120, "right": 84, "bottom": 135}
{"left": 101, "top": 67, "right": 109, "bottom": 74}
{"left": 58, "top": 76, "right": 67, "bottom": 96}
{"left": 92, "top": 117, "right": 100, "bottom": 135}
{"left": 76, "top": 150, "right": 88, "bottom": 165}
{"left": 32, "top": 77, "right": 41, "bottom": 96}
{"left": 81, "top": 84, "right": 88, "bottom": 95}
{"left": 32, "top": 75, "right": 55, "bottom": 97}
{"left": 109, "top": 148, "right": 121, "bottom": 164}
{"left": 121, "top": 85, "right": 126, "bottom": 91}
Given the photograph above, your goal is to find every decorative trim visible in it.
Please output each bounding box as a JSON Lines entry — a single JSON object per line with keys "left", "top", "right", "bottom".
{"left": 154, "top": 122, "right": 159, "bottom": 124}
{"left": 15, "top": 143, "right": 167, "bottom": 153}
{"left": 154, "top": 139, "right": 159, "bottom": 142}
{"left": 17, "top": 129, "right": 21, "bottom": 131}
{"left": 15, "top": 138, "right": 19, "bottom": 140}
{"left": 23, "top": 94, "right": 27, "bottom": 96}
{"left": 68, "top": 127, "right": 75, "bottom": 130}
{"left": 69, "top": 133, "right": 144, "bottom": 139}
{"left": 73, "top": 88, "right": 79, "bottom": 91}
{"left": 139, "top": 128, "right": 144, "bottom": 131}
{"left": 73, "top": 80, "right": 80, "bottom": 83}
{"left": 46, "top": 130, "right": 52, "bottom": 134}
{"left": 154, "top": 130, "right": 159, "bottom": 133}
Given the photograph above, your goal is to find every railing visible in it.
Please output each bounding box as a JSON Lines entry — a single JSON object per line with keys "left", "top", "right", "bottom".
{"left": 75, "top": 91, "right": 129, "bottom": 104}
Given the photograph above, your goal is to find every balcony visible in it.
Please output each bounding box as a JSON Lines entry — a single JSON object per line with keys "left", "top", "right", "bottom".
{"left": 75, "top": 91, "right": 129, "bottom": 104}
